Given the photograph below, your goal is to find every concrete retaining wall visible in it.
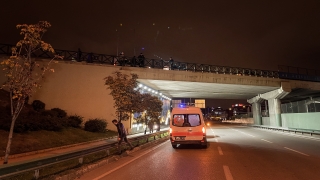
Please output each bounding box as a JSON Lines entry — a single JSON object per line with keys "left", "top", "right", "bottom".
{"left": 0, "top": 57, "right": 123, "bottom": 132}
{"left": 260, "top": 113, "right": 320, "bottom": 131}
{"left": 262, "top": 117, "right": 271, "bottom": 126}
{"left": 281, "top": 113, "right": 320, "bottom": 130}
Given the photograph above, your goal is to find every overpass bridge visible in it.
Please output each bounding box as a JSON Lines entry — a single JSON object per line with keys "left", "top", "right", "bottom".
{"left": 121, "top": 66, "right": 320, "bottom": 129}
{"left": 1, "top": 43, "right": 320, "bottom": 132}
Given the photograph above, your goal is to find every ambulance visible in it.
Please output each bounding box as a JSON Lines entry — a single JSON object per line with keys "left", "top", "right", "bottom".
{"left": 169, "top": 105, "right": 207, "bottom": 148}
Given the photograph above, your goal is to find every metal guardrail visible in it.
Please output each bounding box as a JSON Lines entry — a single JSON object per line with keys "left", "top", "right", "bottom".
{"left": 278, "top": 65, "right": 320, "bottom": 76}
{"left": 0, "top": 130, "right": 169, "bottom": 180}
{"left": 0, "top": 43, "right": 279, "bottom": 78}
{"left": 250, "top": 125, "right": 320, "bottom": 136}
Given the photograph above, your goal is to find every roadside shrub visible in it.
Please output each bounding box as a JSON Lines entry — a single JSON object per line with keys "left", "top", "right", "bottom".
{"left": 0, "top": 107, "right": 11, "bottom": 131}
{"left": 41, "top": 110, "right": 58, "bottom": 117}
{"left": 32, "top": 100, "right": 45, "bottom": 112}
{"left": 51, "top": 108, "right": 67, "bottom": 118}
{"left": 4, "top": 104, "right": 11, "bottom": 115}
{"left": 84, "top": 118, "right": 107, "bottom": 133}
{"left": 0, "top": 108, "right": 32, "bottom": 132}
{"left": 0, "top": 106, "right": 9, "bottom": 118}
{"left": 6, "top": 113, "right": 39, "bottom": 133}
{"left": 0, "top": 108, "right": 67, "bottom": 132}
{"left": 41, "top": 116, "right": 64, "bottom": 131}
{"left": 68, "top": 115, "right": 83, "bottom": 128}
{"left": 27, "top": 110, "right": 40, "bottom": 117}
{"left": 23, "top": 114, "right": 42, "bottom": 131}
{"left": 22, "top": 114, "right": 65, "bottom": 132}
{"left": 12, "top": 115, "right": 25, "bottom": 133}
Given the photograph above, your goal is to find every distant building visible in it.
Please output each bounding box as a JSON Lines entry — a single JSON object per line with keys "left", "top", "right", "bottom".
{"left": 210, "top": 107, "right": 227, "bottom": 120}
{"left": 195, "top": 99, "right": 205, "bottom": 108}
{"left": 227, "top": 103, "right": 252, "bottom": 119}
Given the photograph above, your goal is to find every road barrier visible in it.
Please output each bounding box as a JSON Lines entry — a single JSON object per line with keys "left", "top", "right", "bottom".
{"left": 221, "top": 121, "right": 320, "bottom": 136}
{"left": 249, "top": 125, "right": 320, "bottom": 136}
{"left": 0, "top": 130, "right": 169, "bottom": 180}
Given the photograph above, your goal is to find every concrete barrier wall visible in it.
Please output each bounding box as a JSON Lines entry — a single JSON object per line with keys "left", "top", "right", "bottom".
{"left": 121, "top": 66, "right": 283, "bottom": 87}
{"left": 281, "top": 113, "right": 320, "bottom": 130}
{"left": 262, "top": 117, "right": 271, "bottom": 126}
{"left": 224, "top": 118, "right": 254, "bottom": 124}
{"left": 34, "top": 61, "right": 121, "bottom": 130}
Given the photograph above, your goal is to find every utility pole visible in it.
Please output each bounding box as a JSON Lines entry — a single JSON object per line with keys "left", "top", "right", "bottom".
{"left": 116, "top": 28, "right": 119, "bottom": 56}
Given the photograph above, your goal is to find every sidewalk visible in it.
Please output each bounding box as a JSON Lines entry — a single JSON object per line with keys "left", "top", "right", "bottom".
{"left": 0, "top": 130, "right": 165, "bottom": 165}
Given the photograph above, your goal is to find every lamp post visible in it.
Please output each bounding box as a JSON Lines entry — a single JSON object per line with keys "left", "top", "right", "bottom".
{"left": 116, "top": 23, "right": 123, "bottom": 56}
{"left": 133, "top": 28, "right": 136, "bottom": 56}
{"left": 116, "top": 28, "right": 119, "bottom": 56}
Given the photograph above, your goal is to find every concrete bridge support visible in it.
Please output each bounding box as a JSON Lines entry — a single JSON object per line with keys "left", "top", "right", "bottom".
{"left": 259, "top": 82, "right": 291, "bottom": 127}
{"left": 247, "top": 95, "right": 264, "bottom": 125}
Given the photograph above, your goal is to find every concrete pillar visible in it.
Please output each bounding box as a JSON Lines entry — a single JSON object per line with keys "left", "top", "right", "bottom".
{"left": 267, "top": 98, "right": 282, "bottom": 126}
{"left": 247, "top": 95, "right": 264, "bottom": 125}
{"left": 260, "top": 82, "right": 291, "bottom": 127}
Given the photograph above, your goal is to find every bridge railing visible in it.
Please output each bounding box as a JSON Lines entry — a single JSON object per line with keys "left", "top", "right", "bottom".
{"left": 0, "top": 43, "right": 279, "bottom": 78}
{"left": 278, "top": 65, "right": 320, "bottom": 76}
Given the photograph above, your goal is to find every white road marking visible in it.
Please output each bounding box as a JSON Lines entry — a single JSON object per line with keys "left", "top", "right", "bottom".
{"left": 232, "top": 129, "right": 255, "bottom": 137}
{"left": 244, "top": 133, "right": 255, "bottom": 137}
{"left": 92, "top": 140, "right": 168, "bottom": 180}
{"left": 209, "top": 128, "right": 219, "bottom": 142}
{"left": 256, "top": 128, "right": 320, "bottom": 142}
{"left": 284, "top": 147, "right": 309, "bottom": 156}
{"left": 218, "top": 146, "right": 223, "bottom": 155}
{"left": 260, "top": 139, "right": 273, "bottom": 143}
{"left": 223, "top": 165, "right": 234, "bottom": 180}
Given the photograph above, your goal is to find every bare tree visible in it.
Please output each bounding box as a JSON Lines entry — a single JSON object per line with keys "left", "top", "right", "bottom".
{"left": 0, "top": 21, "right": 62, "bottom": 164}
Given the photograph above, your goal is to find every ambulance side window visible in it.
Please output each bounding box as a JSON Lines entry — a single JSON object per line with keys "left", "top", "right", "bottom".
{"left": 173, "top": 115, "right": 185, "bottom": 127}
{"left": 188, "top": 114, "right": 201, "bottom": 126}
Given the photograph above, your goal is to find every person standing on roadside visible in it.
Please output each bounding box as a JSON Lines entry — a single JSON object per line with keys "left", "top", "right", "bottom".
{"left": 148, "top": 121, "right": 154, "bottom": 133}
{"left": 131, "top": 56, "right": 137, "bottom": 66}
{"left": 169, "top": 57, "right": 174, "bottom": 70}
{"left": 138, "top": 53, "right": 145, "bottom": 67}
{"left": 112, "top": 119, "right": 134, "bottom": 154}
{"left": 77, "top": 48, "right": 82, "bottom": 62}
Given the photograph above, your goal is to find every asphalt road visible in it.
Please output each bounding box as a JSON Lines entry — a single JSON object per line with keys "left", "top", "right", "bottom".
{"left": 78, "top": 122, "right": 320, "bottom": 180}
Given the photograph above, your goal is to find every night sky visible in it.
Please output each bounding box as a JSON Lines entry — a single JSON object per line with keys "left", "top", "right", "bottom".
{"left": 2, "top": 0, "right": 320, "bottom": 71}
{"left": 1, "top": 0, "right": 320, "bottom": 108}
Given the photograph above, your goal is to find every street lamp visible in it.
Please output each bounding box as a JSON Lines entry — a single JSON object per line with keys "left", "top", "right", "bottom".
{"left": 116, "top": 28, "right": 119, "bottom": 56}
{"left": 116, "top": 23, "right": 123, "bottom": 56}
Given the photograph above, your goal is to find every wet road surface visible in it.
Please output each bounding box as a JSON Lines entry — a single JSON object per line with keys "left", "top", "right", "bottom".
{"left": 79, "top": 122, "right": 320, "bottom": 180}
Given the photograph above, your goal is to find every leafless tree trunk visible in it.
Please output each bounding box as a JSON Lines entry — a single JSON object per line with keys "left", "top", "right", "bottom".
{"left": 3, "top": 99, "right": 24, "bottom": 164}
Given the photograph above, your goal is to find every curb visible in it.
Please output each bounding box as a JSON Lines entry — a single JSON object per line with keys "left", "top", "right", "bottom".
{"left": 0, "top": 136, "right": 118, "bottom": 160}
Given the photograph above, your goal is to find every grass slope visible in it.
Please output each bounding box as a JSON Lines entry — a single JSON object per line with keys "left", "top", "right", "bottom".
{"left": 0, "top": 89, "right": 117, "bottom": 157}
{"left": 0, "top": 128, "right": 117, "bottom": 157}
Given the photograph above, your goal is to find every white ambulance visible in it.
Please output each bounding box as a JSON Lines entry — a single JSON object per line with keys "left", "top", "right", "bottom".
{"left": 169, "top": 105, "right": 207, "bottom": 148}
